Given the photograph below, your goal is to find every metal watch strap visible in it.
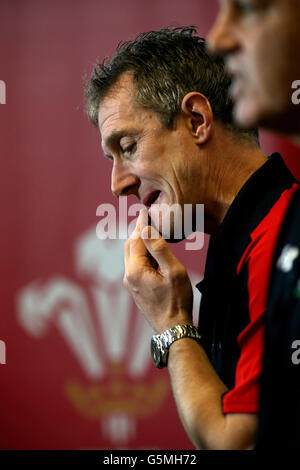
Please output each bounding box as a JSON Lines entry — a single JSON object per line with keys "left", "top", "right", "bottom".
{"left": 151, "top": 324, "right": 202, "bottom": 368}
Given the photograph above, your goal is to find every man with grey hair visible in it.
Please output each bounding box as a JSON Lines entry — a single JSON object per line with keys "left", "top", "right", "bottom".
{"left": 86, "top": 27, "right": 297, "bottom": 449}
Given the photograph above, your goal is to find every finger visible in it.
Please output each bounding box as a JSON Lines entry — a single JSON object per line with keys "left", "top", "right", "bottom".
{"left": 124, "top": 238, "right": 130, "bottom": 268}
{"left": 130, "top": 233, "right": 148, "bottom": 260}
{"left": 129, "top": 208, "right": 152, "bottom": 260}
{"left": 136, "top": 207, "right": 149, "bottom": 233}
{"left": 125, "top": 209, "right": 144, "bottom": 268}
{"left": 141, "top": 225, "right": 182, "bottom": 275}
{"left": 129, "top": 208, "right": 147, "bottom": 245}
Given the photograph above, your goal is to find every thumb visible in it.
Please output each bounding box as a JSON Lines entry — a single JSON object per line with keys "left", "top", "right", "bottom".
{"left": 141, "top": 225, "right": 180, "bottom": 274}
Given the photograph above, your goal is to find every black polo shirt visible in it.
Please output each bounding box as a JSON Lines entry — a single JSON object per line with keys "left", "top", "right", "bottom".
{"left": 196, "top": 153, "right": 298, "bottom": 414}
{"left": 256, "top": 185, "right": 300, "bottom": 449}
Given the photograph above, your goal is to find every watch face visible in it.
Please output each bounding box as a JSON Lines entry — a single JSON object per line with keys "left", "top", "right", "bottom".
{"left": 151, "top": 337, "right": 162, "bottom": 368}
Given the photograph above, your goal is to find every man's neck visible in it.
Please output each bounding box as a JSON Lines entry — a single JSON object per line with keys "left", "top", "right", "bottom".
{"left": 207, "top": 146, "right": 267, "bottom": 234}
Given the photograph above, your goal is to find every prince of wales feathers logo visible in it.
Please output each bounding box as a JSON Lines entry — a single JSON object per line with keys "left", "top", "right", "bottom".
{"left": 16, "top": 223, "right": 201, "bottom": 446}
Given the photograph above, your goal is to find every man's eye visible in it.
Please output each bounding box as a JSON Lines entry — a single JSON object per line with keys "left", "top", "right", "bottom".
{"left": 121, "top": 143, "right": 136, "bottom": 156}
{"left": 234, "top": 0, "right": 261, "bottom": 14}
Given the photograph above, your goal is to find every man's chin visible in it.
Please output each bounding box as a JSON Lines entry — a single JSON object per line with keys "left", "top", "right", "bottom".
{"left": 233, "top": 95, "right": 300, "bottom": 135}
{"left": 233, "top": 98, "right": 262, "bottom": 129}
{"left": 162, "top": 234, "right": 185, "bottom": 243}
{"left": 150, "top": 220, "right": 186, "bottom": 243}
{"left": 148, "top": 203, "right": 203, "bottom": 242}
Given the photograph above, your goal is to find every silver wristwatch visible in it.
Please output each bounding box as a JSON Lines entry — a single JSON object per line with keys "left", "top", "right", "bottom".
{"left": 151, "top": 324, "right": 202, "bottom": 368}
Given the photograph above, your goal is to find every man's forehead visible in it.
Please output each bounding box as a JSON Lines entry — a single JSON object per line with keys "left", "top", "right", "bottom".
{"left": 101, "top": 72, "right": 135, "bottom": 108}
{"left": 220, "top": 0, "right": 297, "bottom": 10}
{"left": 98, "top": 74, "right": 137, "bottom": 129}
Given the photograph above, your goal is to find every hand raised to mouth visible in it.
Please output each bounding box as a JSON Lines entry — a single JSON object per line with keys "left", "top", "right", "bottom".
{"left": 123, "top": 209, "right": 193, "bottom": 334}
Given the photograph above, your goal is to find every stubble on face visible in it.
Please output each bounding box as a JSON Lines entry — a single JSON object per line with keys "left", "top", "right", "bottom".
{"left": 98, "top": 73, "right": 205, "bottom": 241}
{"left": 212, "top": 0, "right": 300, "bottom": 134}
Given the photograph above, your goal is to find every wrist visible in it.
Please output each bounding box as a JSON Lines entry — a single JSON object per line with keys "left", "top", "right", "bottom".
{"left": 155, "top": 311, "right": 193, "bottom": 334}
{"left": 151, "top": 324, "right": 202, "bottom": 368}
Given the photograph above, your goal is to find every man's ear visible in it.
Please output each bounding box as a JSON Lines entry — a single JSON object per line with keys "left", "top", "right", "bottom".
{"left": 181, "top": 92, "right": 213, "bottom": 144}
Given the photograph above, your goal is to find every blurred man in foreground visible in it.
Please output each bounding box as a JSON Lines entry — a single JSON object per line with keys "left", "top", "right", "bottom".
{"left": 86, "top": 27, "right": 298, "bottom": 449}
{"left": 208, "top": 0, "right": 300, "bottom": 449}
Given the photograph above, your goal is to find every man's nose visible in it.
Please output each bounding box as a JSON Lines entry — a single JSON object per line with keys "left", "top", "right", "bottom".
{"left": 111, "top": 161, "right": 140, "bottom": 198}
{"left": 207, "top": 10, "right": 239, "bottom": 56}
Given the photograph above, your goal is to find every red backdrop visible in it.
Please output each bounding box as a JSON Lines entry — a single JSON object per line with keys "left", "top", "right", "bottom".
{"left": 0, "top": 0, "right": 299, "bottom": 450}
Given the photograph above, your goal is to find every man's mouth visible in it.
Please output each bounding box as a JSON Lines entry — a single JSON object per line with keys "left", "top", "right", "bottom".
{"left": 143, "top": 190, "right": 162, "bottom": 208}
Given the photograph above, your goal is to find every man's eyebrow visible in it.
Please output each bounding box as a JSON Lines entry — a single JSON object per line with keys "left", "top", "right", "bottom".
{"left": 103, "top": 152, "right": 113, "bottom": 161}
{"left": 102, "top": 129, "right": 137, "bottom": 154}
